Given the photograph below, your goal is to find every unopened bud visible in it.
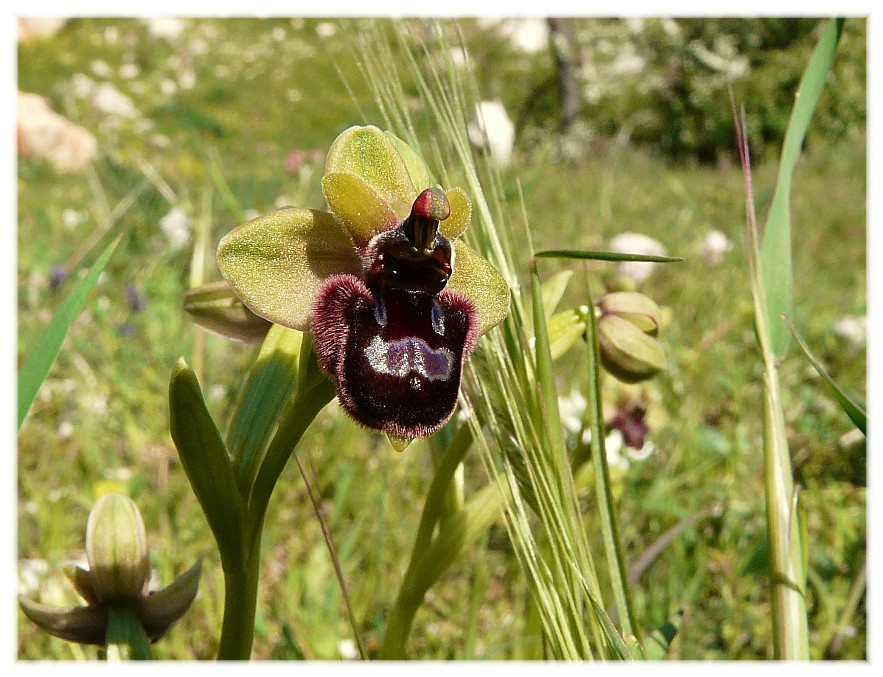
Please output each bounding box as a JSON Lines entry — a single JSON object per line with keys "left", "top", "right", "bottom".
{"left": 183, "top": 280, "right": 272, "bottom": 343}
{"left": 86, "top": 493, "right": 150, "bottom": 603}
{"left": 597, "top": 291, "right": 661, "bottom": 335}
{"left": 597, "top": 314, "right": 666, "bottom": 384}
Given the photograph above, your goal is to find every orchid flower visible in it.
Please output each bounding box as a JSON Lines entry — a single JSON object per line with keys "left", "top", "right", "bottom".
{"left": 217, "top": 125, "right": 509, "bottom": 440}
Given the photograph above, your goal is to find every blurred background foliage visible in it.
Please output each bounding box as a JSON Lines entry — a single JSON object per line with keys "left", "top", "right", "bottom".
{"left": 17, "top": 17, "right": 865, "bottom": 660}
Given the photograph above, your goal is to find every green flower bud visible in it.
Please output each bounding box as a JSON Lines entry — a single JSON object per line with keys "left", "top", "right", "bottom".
{"left": 597, "top": 314, "right": 666, "bottom": 384}
{"left": 183, "top": 280, "right": 272, "bottom": 343}
{"left": 20, "top": 494, "right": 201, "bottom": 648}
{"left": 596, "top": 291, "right": 661, "bottom": 335}
{"left": 86, "top": 493, "right": 150, "bottom": 603}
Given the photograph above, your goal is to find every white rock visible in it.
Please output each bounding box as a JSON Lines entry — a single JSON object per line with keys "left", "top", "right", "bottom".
{"left": 18, "top": 18, "right": 68, "bottom": 41}
{"left": 18, "top": 92, "right": 97, "bottom": 172}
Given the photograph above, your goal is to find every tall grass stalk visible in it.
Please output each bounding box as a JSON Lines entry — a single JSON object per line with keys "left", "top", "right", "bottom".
{"left": 732, "top": 18, "right": 843, "bottom": 659}
{"left": 348, "top": 19, "right": 634, "bottom": 658}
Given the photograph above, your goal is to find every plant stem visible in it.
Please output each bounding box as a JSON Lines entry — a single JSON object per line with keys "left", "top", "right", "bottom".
{"left": 583, "top": 286, "right": 639, "bottom": 642}
{"left": 217, "top": 547, "right": 261, "bottom": 660}
{"left": 216, "top": 371, "right": 335, "bottom": 659}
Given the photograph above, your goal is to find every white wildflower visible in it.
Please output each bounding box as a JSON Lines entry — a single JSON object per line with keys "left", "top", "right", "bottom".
{"left": 608, "top": 232, "right": 667, "bottom": 283}
{"left": 478, "top": 18, "right": 549, "bottom": 54}
{"left": 315, "top": 22, "right": 337, "bottom": 38}
{"left": 208, "top": 384, "right": 228, "bottom": 402}
{"left": 179, "top": 70, "right": 196, "bottom": 89}
{"left": 70, "top": 73, "right": 95, "bottom": 98}
{"left": 119, "top": 63, "right": 140, "bottom": 79}
{"left": 144, "top": 18, "right": 186, "bottom": 40}
{"left": 337, "top": 639, "right": 358, "bottom": 660}
{"left": 558, "top": 388, "right": 587, "bottom": 438}
{"left": 91, "top": 83, "right": 138, "bottom": 118}
{"left": 699, "top": 229, "right": 733, "bottom": 265}
{"left": 58, "top": 420, "right": 74, "bottom": 439}
{"left": 90, "top": 59, "right": 111, "bottom": 77}
{"left": 62, "top": 208, "right": 86, "bottom": 230}
{"left": 159, "top": 207, "right": 192, "bottom": 248}
{"left": 832, "top": 315, "right": 866, "bottom": 346}
{"left": 160, "top": 79, "right": 178, "bottom": 96}
{"left": 467, "top": 101, "right": 515, "bottom": 166}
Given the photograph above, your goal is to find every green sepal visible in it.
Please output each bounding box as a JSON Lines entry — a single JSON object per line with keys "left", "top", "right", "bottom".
{"left": 168, "top": 358, "right": 246, "bottom": 565}
{"left": 447, "top": 240, "right": 510, "bottom": 337}
{"left": 384, "top": 130, "right": 431, "bottom": 193}
{"left": 324, "top": 125, "right": 415, "bottom": 218}
{"left": 183, "top": 280, "right": 272, "bottom": 343}
{"left": 137, "top": 559, "right": 202, "bottom": 641}
{"left": 548, "top": 307, "right": 588, "bottom": 361}
{"left": 322, "top": 172, "right": 401, "bottom": 246}
{"left": 217, "top": 207, "right": 361, "bottom": 331}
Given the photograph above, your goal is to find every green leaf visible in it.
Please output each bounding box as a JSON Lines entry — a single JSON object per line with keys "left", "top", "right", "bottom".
{"left": 18, "top": 235, "right": 121, "bottom": 431}
{"left": 784, "top": 316, "right": 866, "bottom": 434}
{"left": 216, "top": 207, "right": 361, "bottom": 331}
{"left": 760, "top": 18, "right": 844, "bottom": 358}
{"left": 643, "top": 608, "right": 685, "bottom": 660}
{"left": 536, "top": 249, "right": 684, "bottom": 263}
{"left": 540, "top": 269, "right": 573, "bottom": 320}
{"left": 106, "top": 606, "right": 153, "bottom": 660}
{"left": 168, "top": 358, "right": 246, "bottom": 565}
{"left": 228, "top": 325, "right": 306, "bottom": 500}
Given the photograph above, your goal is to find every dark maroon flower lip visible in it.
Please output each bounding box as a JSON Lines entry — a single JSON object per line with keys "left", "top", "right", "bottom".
{"left": 312, "top": 188, "right": 479, "bottom": 439}
{"left": 313, "top": 274, "right": 477, "bottom": 438}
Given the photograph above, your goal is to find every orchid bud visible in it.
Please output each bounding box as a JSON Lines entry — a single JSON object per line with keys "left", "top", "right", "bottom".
{"left": 596, "top": 291, "right": 666, "bottom": 383}
{"left": 183, "top": 280, "right": 272, "bottom": 343}
{"left": 86, "top": 493, "right": 151, "bottom": 603}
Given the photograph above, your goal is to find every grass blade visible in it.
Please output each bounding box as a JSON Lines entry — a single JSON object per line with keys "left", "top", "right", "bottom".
{"left": 783, "top": 315, "right": 866, "bottom": 434}
{"left": 759, "top": 18, "right": 844, "bottom": 358}
{"left": 18, "top": 235, "right": 122, "bottom": 431}
{"left": 536, "top": 249, "right": 684, "bottom": 263}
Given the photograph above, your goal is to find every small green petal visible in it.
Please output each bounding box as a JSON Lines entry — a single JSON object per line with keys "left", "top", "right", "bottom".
{"left": 386, "top": 433, "right": 413, "bottom": 452}
{"left": 217, "top": 208, "right": 361, "bottom": 331}
{"left": 447, "top": 241, "right": 510, "bottom": 337}
{"left": 322, "top": 172, "right": 402, "bottom": 246}
{"left": 324, "top": 125, "right": 415, "bottom": 218}
{"left": 384, "top": 131, "right": 431, "bottom": 192}
{"left": 441, "top": 188, "right": 471, "bottom": 239}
